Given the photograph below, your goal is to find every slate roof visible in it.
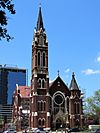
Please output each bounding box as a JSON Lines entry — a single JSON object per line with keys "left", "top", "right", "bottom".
{"left": 69, "top": 72, "right": 79, "bottom": 90}
{"left": 36, "top": 6, "right": 45, "bottom": 31}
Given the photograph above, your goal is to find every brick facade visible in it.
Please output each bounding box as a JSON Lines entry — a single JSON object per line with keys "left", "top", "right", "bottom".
{"left": 13, "top": 6, "right": 84, "bottom": 131}
{"left": 12, "top": 85, "right": 31, "bottom": 131}
{"left": 29, "top": 7, "right": 84, "bottom": 130}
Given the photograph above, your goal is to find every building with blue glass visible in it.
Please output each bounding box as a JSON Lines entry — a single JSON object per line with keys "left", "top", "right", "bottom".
{"left": 0, "top": 65, "right": 27, "bottom": 124}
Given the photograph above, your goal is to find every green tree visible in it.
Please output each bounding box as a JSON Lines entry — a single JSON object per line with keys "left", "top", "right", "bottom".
{"left": 0, "top": 0, "right": 16, "bottom": 41}
{"left": 84, "top": 89, "right": 100, "bottom": 124}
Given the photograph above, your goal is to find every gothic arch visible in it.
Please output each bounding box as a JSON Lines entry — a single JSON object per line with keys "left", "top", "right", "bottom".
{"left": 42, "top": 52, "right": 46, "bottom": 66}
{"left": 42, "top": 118, "right": 45, "bottom": 126}
{"left": 39, "top": 34, "right": 44, "bottom": 46}
{"left": 75, "top": 119, "right": 80, "bottom": 127}
{"left": 38, "top": 118, "right": 42, "bottom": 126}
{"left": 55, "top": 117, "right": 63, "bottom": 129}
{"left": 38, "top": 78, "right": 41, "bottom": 88}
{"left": 42, "top": 78, "right": 45, "bottom": 88}
{"left": 37, "top": 51, "right": 41, "bottom": 66}
{"left": 74, "top": 102, "right": 80, "bottom": 114}
{"left": 38, "top": 118, "right": 45, "bottom": 126}
{"left": 37, "top": 100, "right": 46, "bottom": 111}
{"left": 38, "top": 78, "right": 45, "bottom": 88}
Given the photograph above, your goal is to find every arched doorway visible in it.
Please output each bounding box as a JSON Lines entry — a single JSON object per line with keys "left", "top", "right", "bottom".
{"left": 56, "top": 118, "right": 63, "bottom": 129}
{"left": 75, "top": 119, "right": 80, "bottom": 127}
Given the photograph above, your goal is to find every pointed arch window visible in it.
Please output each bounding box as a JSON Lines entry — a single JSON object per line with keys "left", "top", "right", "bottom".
{"left": 42, "top": 79, "right": 45, "bottom": 88}
{"left": 38, "top": 101, "right": 41, "bottom": 111}
{"left": 43, "top": 101, "right": 46, "bottom": 111}
{"left": 38, "top": 101, "right": 42, "bottom": 111}
{"left": 42, "top": 52, "right": 46, "bottom": 66}
{"left": 42, "top": 118, "right": 45, "bottom": 126}
{"left": 38, "top": 78, "right": 45, "bottom": 88}
{"left": 37, "top": 51, "right": 41, "bottom": 66}
{"left": 38, "top": 100, "right": 46, "bottom": 111}
{"left": 39, "top": 35, "right": 44, "bottom": 46}
{"left": 67, "top": 97, "right": 69, "bottom": 112}
{"left": 74, "top": 103, "right": 77, "bottom": 114}
{"left": 74, "top": 102, "right": 80, "bottom": 114}
{"left": 38, "top": 78, "right": 41, "bottom": 88}
{"left": 77, "top": 103, "right": 80, "bottom": 114}
{"left": 38, "top": 118, "right": 42, "bottom": 126}
{"left": 38, "top": 118, "right": 45, "bottom": 126}
{"left": 41, "top": 101, "right": 43, "bottom": 111}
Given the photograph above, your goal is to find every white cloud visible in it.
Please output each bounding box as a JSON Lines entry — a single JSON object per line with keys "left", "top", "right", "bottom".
{"left": 96, "top": 56, "right": 100, "bottom": 62}
{"left": 82, "top": 69, "right": 100, "bottom": 75}
{"left": 65, "top": 68, "right": 70, "bottom": 78}
{"left": 65, "top": 68, "right": 70, "bottom": 73}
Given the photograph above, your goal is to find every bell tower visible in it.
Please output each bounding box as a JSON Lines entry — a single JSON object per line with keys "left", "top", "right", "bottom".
{"left": 69, "top": 73, "right": 84, "bottom": 128}
{"left": 30, "top": 6, "right": 50, "bottom": 130}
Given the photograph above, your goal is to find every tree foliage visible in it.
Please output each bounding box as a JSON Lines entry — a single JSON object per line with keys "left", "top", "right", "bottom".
{"left": 84, "top": 89, "right": 100, "bottom": 124}
{"left": 0, "top": 0, "right": 15, "bottom": 41}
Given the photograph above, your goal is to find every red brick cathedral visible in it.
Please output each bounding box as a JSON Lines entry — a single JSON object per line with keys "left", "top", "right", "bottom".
{"left": 29, "top": 7, "right": 84, "bottom": 130}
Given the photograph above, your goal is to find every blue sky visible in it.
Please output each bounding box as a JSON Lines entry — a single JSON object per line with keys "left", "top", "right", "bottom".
{"left": 0, "top": 0, "right": 100, "bottom": 98}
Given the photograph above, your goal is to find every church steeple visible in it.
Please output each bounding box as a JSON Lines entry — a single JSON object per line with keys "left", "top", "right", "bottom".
{"left": 30, "top": 6, "right": 50, "bottom": 130}
{"left": 36, "top": 6, "right": 45, "bottom": 31}
{"left": 69, "top": 72, "right": 79, "bottom": 90}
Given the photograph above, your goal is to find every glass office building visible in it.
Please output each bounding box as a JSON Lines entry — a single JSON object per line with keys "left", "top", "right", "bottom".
{"left": 0, "top": 65, "right": 27, "bottom": 124}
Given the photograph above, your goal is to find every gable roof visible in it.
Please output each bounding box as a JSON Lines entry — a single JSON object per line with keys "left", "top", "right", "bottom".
{"left": 49, "top": 76, "right": 68, "bottom": 88}
{"left": 49, "top": 76, "right": 69, "bottom": 96}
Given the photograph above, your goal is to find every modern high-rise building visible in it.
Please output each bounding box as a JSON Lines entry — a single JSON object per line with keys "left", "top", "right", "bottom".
{"left": 0, "top": 65, "right": 27, "bottom": 124}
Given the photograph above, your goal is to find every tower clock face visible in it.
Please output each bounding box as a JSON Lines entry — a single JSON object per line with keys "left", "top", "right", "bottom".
{"left": 54, "top": 94, "right": 64, "bottom": 105}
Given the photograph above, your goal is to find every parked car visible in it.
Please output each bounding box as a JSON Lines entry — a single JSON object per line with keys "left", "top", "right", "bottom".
{"left": 67, "top": 127, "right": 79, "bottom": 132}
{"left": 22, "top": 129, "right": 27, "bottom": 133}
{"left": 26, "top": 128, "right": 33, "bottom": 133}
{"left": 94, "top": 128, "right": 100, "bottom": 133}
{"left": 33, "top": 128, "right": 49, "bottom": 133}
{"left": 3, "top": 129, "right": 17, "bottom": 133}
{"left": 33, "top": 128, "right": 43, "bottom": 133}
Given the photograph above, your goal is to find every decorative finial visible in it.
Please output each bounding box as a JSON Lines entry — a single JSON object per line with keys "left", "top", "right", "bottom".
{"left": 72, "top": 72, "right": 75, "bottom": 77}
{"left": 57, "top": 70, "right": 59, "bottom": 76}
{"left": 39, "top": 0, "right": 41, "bottom": 7}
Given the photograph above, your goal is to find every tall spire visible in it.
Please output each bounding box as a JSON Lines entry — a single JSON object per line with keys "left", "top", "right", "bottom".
{"left": 36, "top": 6, "right": 45, "bottom": 31}
{"left": 69, "top": 72, "right": 79, "bottom": 90}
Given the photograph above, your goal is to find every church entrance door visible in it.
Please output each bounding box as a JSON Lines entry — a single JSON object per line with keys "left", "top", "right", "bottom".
{"left": 56, "top": 118, "right": 63, "bottom": 130}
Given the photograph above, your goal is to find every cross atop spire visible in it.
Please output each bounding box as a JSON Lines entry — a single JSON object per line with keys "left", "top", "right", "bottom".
{"left": 57, "top": 70, "right": 60, "bottom": 77}
{"left": 72, "top": 72, "right": 75, "bottom": 78}
{"left": 36, "top": 6, "right": 45, "bottom": 31}
{"left": 39, "top": 2, "right": 41, "bottom": 7}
